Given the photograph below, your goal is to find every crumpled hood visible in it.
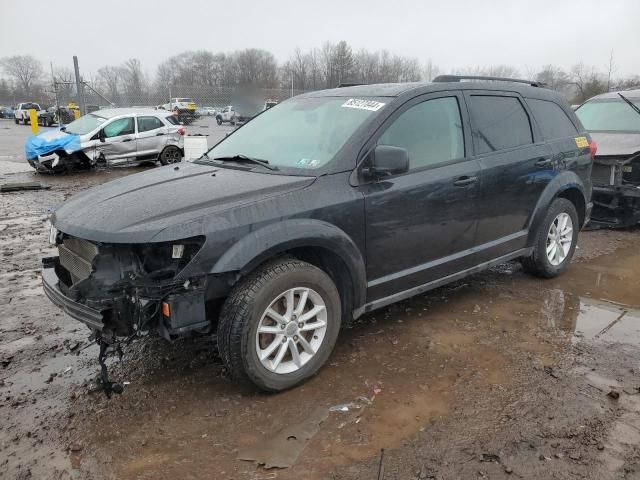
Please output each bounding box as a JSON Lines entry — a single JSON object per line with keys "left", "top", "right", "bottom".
{"left": 590, "top": 132, "right": 640, "bottom": 157}
{"left": 24, "top": 128, "right": 82, "bottom": 160}
{"left": 52, "top": 162, "right": 314, "bottom": 243}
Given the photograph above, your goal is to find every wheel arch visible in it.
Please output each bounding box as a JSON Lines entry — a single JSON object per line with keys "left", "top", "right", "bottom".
{"left": 210, "top": 219, "right": 367, "bottom": 322}
{"left": 527, "top": 171, "right": 588, "bottom": 245}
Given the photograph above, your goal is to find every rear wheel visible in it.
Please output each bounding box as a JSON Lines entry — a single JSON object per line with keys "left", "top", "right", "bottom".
{"left": 521, "top": 198, "right": 579, "bottom": 278}
{"left": 159, "top": 145, "right": 182, "bottom": 165}
{"left": 216, "top": 116, "right": 222, "bottom": 125}
{"left": 14, "top": 117, "right": 18, "bottom": 124}
{"left": 218, "top": 259, "right": 341, "bottom": 391}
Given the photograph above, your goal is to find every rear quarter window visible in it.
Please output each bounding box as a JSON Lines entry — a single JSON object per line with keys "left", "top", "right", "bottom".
{"left": 468, "top": 95, "right": 533, "bottom": 154}
{"left": 164, "top": 115, "right": 180, "bottom": 125}
{"left": 527, "top": 98, "right": 578, "bottom": 139}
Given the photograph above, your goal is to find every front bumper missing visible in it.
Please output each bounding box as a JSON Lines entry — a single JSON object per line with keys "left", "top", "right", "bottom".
{"left": 42, "top": 262, "right": 104, "bottom": 330}
{"left": 590, "top": 185, "right": 640, "bottom": 227}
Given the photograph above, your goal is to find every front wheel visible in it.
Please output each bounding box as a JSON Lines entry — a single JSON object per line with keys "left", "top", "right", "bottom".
{"left": 216, "top": 116, "right": 222, "bottom": 125}
{"left": 521, "top": 198, "right": 579, "bottom": 278}
{"left": 159, "top": 145, "right": 182, "bottom": 165}
{"left": 218, "top": 259, "right": 341, "bottom": 391}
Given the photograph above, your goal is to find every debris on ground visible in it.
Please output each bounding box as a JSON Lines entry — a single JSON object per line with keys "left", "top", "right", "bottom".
{"left": 237, "top": 407, "right": 329, "bottom": 468}
{"left": 0, "top": 181, "right": 50, "bottom": 192}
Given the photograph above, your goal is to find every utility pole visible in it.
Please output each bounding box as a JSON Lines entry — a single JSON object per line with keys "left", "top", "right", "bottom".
{"left": 73, "top": 56, "right": 86, "bottom": 116}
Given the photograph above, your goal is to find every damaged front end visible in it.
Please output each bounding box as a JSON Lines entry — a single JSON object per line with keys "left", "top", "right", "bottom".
{"left": 590, "top": 152, "right": 640, "bottom": 227}
{"left": 42, "top": 231, "right": 209, "bottom": 341}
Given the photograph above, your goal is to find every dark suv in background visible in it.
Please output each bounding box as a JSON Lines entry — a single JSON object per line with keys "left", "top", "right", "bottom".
{"left": 43, "top": 76, "right": 594, "bottom": 392}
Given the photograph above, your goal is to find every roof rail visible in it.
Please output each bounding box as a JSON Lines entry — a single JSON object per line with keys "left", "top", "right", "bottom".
{"left": 432, "top": 75, "right": 545, "bottom": 88}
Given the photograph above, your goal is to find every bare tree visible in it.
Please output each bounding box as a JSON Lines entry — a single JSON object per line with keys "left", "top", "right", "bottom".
{"left": 423, "top": 59, "right": 441, "bottom": 82}
{"left": 97, "top": 66, "right": 122, "bottom": 103}
{"left": 0, "top": 55, "right": 43, "bottom": 97}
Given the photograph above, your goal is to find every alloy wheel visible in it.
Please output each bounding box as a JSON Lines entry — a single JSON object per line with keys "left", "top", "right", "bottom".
{"left": 546, "top": 212, "right": 573, "bottom": 266}
{"left": 255, "top": 287, "right": 328, "bottom": 374}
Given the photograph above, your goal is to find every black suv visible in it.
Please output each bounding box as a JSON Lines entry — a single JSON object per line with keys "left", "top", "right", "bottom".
{"left": 43, "top": 76, "right": 593, "bottom": 391}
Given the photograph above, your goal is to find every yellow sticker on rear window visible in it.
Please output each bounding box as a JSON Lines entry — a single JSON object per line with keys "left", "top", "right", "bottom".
{"left": 575, "top": 136, "right": 589, "bottom": 148}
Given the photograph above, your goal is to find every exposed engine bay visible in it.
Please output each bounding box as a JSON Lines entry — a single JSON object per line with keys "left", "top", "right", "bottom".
{"left": 590, "top": 152, "right": 640, "bottom": 227}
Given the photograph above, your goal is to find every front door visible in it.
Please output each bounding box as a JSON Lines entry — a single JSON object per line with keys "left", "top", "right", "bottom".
{"left": 361, "top": 92, "right": 482, "bottom": 302}
{"left": 136, "top": 116, "right": 168, "bottom": 158}
{"left": 98, "top": 116, "right": 136, "bottom": 162}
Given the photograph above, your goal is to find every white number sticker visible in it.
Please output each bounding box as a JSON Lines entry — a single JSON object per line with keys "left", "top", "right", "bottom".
{"left": 341, "top": 98, "right": 386, "bottom": 112}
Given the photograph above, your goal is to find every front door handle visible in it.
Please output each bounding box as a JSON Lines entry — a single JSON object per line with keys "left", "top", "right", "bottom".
{"left": 453, "top": 175, "right": 478, "bottom": 187}
{"left": 122, "top": 138, "right": 133, "bottom": 142}
{"left": 535, "top": 157, "right": 553, "bottom": 167}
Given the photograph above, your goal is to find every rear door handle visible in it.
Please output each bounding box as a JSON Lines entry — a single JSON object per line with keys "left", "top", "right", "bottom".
{"left": 453, "top": 176, "right": 478, "bottom": 187}
{"left": 535, "top": 157, "right": 553, "bottom": 167}
{"left": 155, "top": 132, "right": 165, "bottom": 136}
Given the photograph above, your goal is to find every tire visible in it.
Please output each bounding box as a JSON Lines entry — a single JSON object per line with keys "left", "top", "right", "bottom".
{"left": 218, "top": 259, "right": 342, "bottom": 392}
{"left": 159, "top": 145, "right": 182, "bottom": 165}
{"left": 216, "top": 116, "right": 222, "bottom": 125}
{"left": 521, "top": 198, "right": 579, "bottom": 278}
{"left": 14, "top": 118, "right": 18, "bottom": 124}
{"left": 230, "top": 115, "right": 237, "bottom": 126}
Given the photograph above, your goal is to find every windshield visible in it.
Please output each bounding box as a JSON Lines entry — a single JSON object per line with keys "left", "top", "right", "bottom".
{"left": 64, "top": 113, "right": 107, "bottom": 135}
{"left": 204, "top": 96, "right": 383, "bottom": 170}
{"left": 576, "top": 98, "right": 640, "bottom": 132}
{"left": 178, "top": 98, "right": 193, "bottom": 103}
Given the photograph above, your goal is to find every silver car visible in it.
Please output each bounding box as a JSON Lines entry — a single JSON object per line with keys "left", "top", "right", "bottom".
{"left": 30, "top": 108, "right": 185, "bottom": 172}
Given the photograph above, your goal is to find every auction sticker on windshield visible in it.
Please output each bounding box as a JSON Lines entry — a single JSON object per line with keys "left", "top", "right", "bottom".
{"left": 342, "top": 98, "right": 385, "bottom": 111}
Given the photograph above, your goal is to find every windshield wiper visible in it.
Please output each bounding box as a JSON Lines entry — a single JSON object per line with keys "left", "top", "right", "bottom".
{"left": 618, "top": 93, "right": 640, "bottom": 117}
{"left": 213, "top": 154, "right": 278, "bottom": 171}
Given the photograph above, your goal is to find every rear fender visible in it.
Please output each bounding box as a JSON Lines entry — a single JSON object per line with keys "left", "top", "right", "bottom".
{"left": 210, "top": 219, "right": 367, "bottom": 309}
{"left": 527, "top": 171, "right": 588, "bottom": 245}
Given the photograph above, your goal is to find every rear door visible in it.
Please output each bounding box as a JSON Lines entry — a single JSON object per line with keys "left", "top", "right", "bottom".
{"left": 464, "top": 91, "right": 554, "bottom": 262}
{"left": 97, "top": 116, "right": 137, "bottom": 162}
{"left": 361, "top": 92, "right": 482, "bottom": 301}
{"left": 136, "top": 115, "right": 168, "bottom": 158}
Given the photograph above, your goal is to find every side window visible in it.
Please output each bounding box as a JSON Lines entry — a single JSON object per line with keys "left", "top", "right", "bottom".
{"left": 137, "top": 116, "right": 164, "bottom": 133}
{"left": 378, "top": 96, "right": 465, "bottom": 170}
{"left": 526, "top": 98, "right": 578, "bottom": 139}
{"left": 103, "top": 117, "right": 135, "bottom": 138}
{"left": 468, "top": 95, "right": 533, "bottom": 154}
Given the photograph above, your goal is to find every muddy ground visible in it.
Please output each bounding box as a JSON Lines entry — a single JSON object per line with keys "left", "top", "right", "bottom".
{"left": 1, "top": 117, "right": 640, "bottom": 479}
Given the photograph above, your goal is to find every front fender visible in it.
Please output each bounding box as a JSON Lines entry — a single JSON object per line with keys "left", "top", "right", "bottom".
{"left": 527, "top": 171, "right": 588, "bottom": 245}
{"left": 210, "top": 219, "right": 367, "bottom": 309}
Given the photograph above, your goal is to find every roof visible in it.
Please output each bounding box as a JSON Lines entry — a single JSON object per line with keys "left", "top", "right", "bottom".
{"left": 299, "top": 80, "right": 562, "bottom": 102}
{"left": 587, "top": 89, "right": 640, "bottom": 101}
{"left": 92, "top": 107, "right": 168, "bottom": 118}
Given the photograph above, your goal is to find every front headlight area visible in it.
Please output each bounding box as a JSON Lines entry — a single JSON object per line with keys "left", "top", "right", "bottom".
{"left": 133, "top": 236, "right": 206, "bottom": 281}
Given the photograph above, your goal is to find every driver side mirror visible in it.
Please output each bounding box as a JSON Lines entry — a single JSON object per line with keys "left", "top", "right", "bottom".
{"left": 363, "top": 145, "right": 409, "bottom": 178}
{"left": 98, "top": 130, "right": 106, "bottom": 142}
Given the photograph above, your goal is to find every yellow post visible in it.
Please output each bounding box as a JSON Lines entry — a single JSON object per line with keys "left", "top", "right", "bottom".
{"left": 29, "top": 109, "right": 39, "bottom": 135}
{"left": 74, "top": 109, "right": 81, "bottom": 120}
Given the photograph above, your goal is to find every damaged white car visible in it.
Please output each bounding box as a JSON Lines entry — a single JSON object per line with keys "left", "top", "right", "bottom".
{"left": 25, "top": 108, "right": 185, "bottom": 173}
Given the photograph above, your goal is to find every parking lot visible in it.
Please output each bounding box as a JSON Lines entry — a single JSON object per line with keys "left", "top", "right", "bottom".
{"left": 1, "top": 114, "right": 640, "bottom": 480}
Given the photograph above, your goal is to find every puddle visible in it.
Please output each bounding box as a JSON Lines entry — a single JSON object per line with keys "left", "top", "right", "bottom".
{"left": 574, "top": 298, "right": 640, "bottom": 344}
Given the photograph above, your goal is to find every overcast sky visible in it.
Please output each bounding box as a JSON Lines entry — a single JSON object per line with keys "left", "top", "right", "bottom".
{"left": 2, "top": 0, "right": 640, "bottom": 79}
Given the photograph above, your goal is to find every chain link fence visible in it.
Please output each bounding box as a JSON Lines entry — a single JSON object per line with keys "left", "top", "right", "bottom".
{"left": 50, "top": 85, "right": 314, "bottom": 111}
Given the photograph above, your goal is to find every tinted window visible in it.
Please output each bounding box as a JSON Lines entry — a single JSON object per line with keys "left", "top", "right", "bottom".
{"left": 137, "top": 116, "right": 164, "bottom": 132}
{"left": 103, "top": 117, "right": 134, "bottom": 138}
{"left": 468, "top": 96, "right": 533, "bottom": 154}
{"left": 165, "top": 115, "right": 180, "bottom": 126}
{"left": 527, "top": 98, "right": 577, "bottom": 139}
{"left": 378, "top": 96, "right": 464, "bottom": 170}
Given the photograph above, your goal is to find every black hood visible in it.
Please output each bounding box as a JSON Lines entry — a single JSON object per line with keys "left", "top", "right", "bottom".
{"left": 52, "top": 162, "right": 314, "bottom": 243}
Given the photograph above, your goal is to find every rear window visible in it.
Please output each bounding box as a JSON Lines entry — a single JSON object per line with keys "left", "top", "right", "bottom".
{"left": 527, "top": 98, "right": 578, "bottom": 139}
{"left": 575, "top": 99, "right": 640, "bottom": 132}
{"left": 468, "top": 95, "right": 533, "bottom": 154}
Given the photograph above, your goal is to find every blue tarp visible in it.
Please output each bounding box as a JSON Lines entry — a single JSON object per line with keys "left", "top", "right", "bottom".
{"left": 24, "top": 129, "right": 82, "bottom": 160}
